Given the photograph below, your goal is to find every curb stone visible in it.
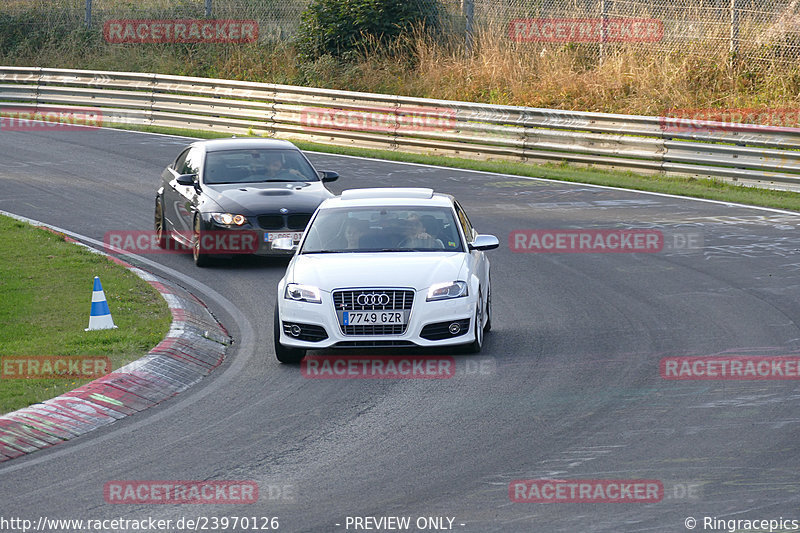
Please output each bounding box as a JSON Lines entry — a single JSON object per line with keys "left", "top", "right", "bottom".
{"left": 0, "top": 227, "right": 231, "bottom": 463}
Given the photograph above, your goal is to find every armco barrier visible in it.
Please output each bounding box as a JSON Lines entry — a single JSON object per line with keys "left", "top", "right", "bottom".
{"left": 1, "top": 66, "right": 800, "bottom": 190}
{"left": 0, "top": 220, "right": 230, "bottom": 462}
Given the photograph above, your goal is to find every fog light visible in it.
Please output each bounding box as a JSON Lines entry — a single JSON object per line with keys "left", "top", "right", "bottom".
{"left": 449, "top": 322, "right": 461, "bottom": 335}
{"left": 290, "top": 325, "right": 302, "bottom": 337}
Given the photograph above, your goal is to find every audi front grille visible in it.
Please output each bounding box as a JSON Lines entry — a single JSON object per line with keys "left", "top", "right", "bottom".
{"left": 333, "top": 288, "right": 414, "bottom": 336}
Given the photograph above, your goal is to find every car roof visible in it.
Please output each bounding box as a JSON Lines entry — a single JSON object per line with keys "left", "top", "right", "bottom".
{"left": 341, "top": 188, "right": 434, "bottom": 200}
{"left": 321, "top": 188, "right": 455, "bottom": 209}
{"left": 195, "top": 138, "right": 300, "bottom": 153}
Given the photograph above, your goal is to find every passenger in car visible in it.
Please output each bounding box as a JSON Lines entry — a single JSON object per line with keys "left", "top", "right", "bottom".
{"left": 343, "top": 218, "right": 369, "bottom": 249}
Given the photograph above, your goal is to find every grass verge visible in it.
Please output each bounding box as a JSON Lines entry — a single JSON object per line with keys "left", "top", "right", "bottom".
{"left": 0, "top": 215, "right": 172, "bottom": 415}
{"left": 110, "top": 122, "right": 800, "bottom": 212}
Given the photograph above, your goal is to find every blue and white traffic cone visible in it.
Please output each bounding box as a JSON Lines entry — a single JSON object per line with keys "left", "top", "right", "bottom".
{"left": 85, "top": 276, "right": 117, "bottom": 331}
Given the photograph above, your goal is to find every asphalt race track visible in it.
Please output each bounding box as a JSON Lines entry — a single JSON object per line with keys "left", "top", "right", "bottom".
{"left": 2, "top": 126, "right": 800, "bottom": 532}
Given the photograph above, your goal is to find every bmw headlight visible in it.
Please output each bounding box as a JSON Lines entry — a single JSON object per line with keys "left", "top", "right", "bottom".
{"left": 426, "top": 281, "right": 468, "bottom": 301}
{"left": 211, "top": 213, "right": 247, "bottom": 226}
{"left": 285, "top": 283, "right": 322, "bottom": 304}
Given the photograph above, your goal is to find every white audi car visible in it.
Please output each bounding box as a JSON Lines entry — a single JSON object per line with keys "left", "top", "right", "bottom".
{"left": 272, "top": 188, "right": 499, "bottom": 363}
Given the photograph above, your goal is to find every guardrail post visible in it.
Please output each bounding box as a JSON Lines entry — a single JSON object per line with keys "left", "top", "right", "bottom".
{"left": 205, "top": 0, "right": 213, "bottom": 18}
{"left": 85, "top": 0, "right": 92, "bottom": 29}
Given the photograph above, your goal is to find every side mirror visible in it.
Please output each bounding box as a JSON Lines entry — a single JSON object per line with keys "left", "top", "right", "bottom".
{"left": 469, "top": 234, "right": 500, "bottom": 251}
{"left": 319, "top": 171, "right": 339, "bottom": 183}
{"left": 176, "top": 173, "right": 198, "bottom": 186}
{"left": 272, "top": 237, "right": 298, "bottom": 252}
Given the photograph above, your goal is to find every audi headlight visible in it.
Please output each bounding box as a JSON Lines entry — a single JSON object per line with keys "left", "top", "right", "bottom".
{"left": 426, "top": 281, "right": 468, "bottom": 301}
{"left": 285, "top": 283, "right": 322, "bottom": 304}
{"left": 211, "top": 213, "right": 247, "bottom": 226}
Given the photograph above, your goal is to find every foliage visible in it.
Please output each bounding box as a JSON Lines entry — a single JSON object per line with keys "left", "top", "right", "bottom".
{"left": 297, "top": 0, "right": 438, "bottom": 60}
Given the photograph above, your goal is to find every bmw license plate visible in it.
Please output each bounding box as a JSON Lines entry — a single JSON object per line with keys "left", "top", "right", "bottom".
{"left": 265, "top": 232, "right": 303, "bottom": 242}
{"left": 339, "top": 311, "right": 408, "bottom": 326}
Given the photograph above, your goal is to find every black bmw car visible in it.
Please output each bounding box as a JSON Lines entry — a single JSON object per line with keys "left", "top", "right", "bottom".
{"left": 155, "top": 138, "right": 338, "bottom": 266}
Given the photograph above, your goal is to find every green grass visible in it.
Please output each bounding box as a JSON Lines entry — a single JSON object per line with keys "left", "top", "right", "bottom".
{"left": 289, "top": 142, "right": 800, "bottom": 211}
{"left": 109, "top": 121, "right": 800, "bottom": 212}
{"left": 0, "top": 215, "right": 172, "bottom": 414}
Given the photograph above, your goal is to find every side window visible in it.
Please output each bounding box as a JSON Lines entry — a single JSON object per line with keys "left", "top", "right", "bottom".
{"left": 172, "top": 148, "right": 190, "bottom": 172}
{"left": 182, "top": 147, "right": 203, "bottom": 175}
{"left": 454, "top": 202, "right": 475, "bottom": 243}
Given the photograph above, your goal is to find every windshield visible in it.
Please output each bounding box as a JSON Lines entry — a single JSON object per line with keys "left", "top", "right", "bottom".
{"left": 203, "top": 149, "right": 319, "bottom": 184}
{"left": 301, "top": 207, "right": 464, "bottom": 253}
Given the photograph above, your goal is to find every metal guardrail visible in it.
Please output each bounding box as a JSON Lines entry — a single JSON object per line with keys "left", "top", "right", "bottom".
{"left": 2, "top": 66, "right": 800, "bottom": 190}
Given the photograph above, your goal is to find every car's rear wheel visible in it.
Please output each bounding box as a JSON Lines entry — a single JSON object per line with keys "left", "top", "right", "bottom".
{"left": 462, "top": 293, "right": 484, "bottom": 354}
{"left": 192, "top": 215, "right": 213, "bottom": 267}
{"left": 154, "top": 196, "right": 170, "bottom": 249}
{"left": 273, "top": 302, "right": 306, "bottom": 364}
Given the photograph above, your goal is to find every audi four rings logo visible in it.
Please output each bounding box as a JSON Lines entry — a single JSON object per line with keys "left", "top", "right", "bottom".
{"left": 357, "top": 293, "right": 390, "bottom": 306}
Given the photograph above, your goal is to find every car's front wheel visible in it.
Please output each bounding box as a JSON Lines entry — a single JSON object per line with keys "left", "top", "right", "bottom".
{"left": 461, "top": 292, "right": 484, "bottom": 354}
{"left": 192, "top": 215, "right": 213, "bottom": 267}
{"left": 484, "top": 280, "right": 492, "bottom": 332}
{"left": 154, "top": 196, "right": 170, "bottom": 249}
{"left": 273, "top": 303, "right": 306, "bottom": 364}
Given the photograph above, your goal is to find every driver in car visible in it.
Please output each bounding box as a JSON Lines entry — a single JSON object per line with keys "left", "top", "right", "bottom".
{"left": 262, "top": 152, "right": 305, "bottom": 180}
{"left": 399, "top": 214, "right": 444, "bottom": 249}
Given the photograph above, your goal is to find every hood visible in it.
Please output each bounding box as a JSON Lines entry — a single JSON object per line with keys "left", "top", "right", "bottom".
{"left": 287, "top": 252, "right": 468, "bottom": 292}
{"left": 202, "top": 181, "right": 333, "bottom": 215}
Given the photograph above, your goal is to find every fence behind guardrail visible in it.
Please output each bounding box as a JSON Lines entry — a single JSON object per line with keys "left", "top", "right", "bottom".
{"left": 3, "top": 0, "right": 800, "bottom": 64}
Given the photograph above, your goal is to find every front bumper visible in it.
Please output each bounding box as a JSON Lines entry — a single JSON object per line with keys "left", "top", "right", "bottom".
{"left": 201, "top": 219, "right": 302, "bottom": 256}
{"left": 277, "top": 289, "right": 476, "bottom": 349}
{"left": 253, "top": 229, "right": 303, "bottom": 256}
